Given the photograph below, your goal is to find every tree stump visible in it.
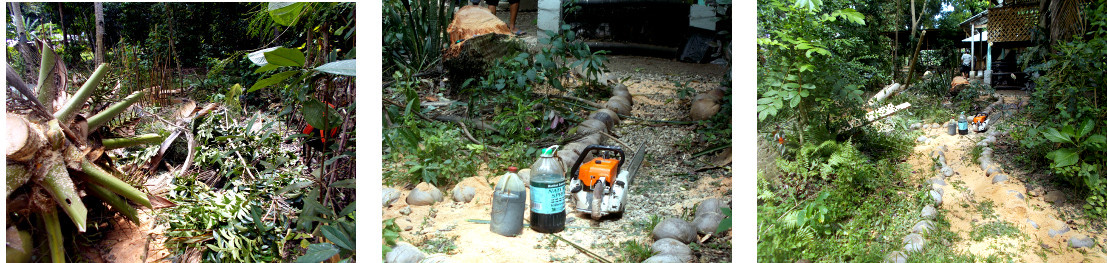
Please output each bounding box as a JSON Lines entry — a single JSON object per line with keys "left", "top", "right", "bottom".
{"left": 443, "top": 5, "right": 524, "bottom": 92}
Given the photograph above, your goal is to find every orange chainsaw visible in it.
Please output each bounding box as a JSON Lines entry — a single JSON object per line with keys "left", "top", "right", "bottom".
{"left": 568, "top": 144, "right": 646, "bottom": 220}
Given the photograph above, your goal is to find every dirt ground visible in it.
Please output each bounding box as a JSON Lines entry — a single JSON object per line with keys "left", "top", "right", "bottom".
{"left": 383, "top": 55, "right": 732, "bottom": 262}
{"left": 77, "top": 210, "right": 172, "bottom": 263}
{"left": 904, "top": 93, "right": 1107, "bottom": 262}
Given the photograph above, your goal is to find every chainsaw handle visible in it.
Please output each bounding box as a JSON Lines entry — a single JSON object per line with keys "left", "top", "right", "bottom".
{"left": 569, "top": 144, "right": 625, "bottom": 180}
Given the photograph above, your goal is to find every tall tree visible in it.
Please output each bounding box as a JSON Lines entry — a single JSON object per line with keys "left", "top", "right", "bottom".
{"left": 1038, "top": 0, "right": 1088, "bottom": 46}
{"left": 9, "top": 2, "right": 40, "bottom": 75}
{"left": 94, "top": 2, "right": 104, "bottom": 65}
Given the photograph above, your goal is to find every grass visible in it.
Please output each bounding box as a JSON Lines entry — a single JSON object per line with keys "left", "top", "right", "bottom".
{"left": 420, "top": 234, "right": 459, "bottom": 254}
{"left": 976, "top": 200, "right": 996, "bottom": 219}
{"left": 970, "top": 221, "right": 1022, "bottom": 242}
{"left": 620, "top": 240, "right": 651, "bottom": 262}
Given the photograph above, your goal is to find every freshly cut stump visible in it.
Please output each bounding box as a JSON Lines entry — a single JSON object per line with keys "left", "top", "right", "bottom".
{"left": 443, "top": 6, "right": 522, "bottom": 90}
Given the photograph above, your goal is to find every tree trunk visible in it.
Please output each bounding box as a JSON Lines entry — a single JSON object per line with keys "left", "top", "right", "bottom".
{"left": 9, "top": 2, "right": 40, "bottom": 75}
{"left": 94, "top": 2, "right": 105, "bottom": 66}
{"left": 59, "top": 3, "right": 69, "bottom": 47}
{"left": 910, "top": 0, "right": 916, "bottom": 37}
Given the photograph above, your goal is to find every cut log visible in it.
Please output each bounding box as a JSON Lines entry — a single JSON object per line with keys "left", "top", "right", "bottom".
{"left": 950, "top": 76, "right": 970, "bottom": 94}
{"left": 867, "top": 83, "right": 902, "bottom": 106}
{"left": 7, "top": 115, "right": 43, "bottom": 162}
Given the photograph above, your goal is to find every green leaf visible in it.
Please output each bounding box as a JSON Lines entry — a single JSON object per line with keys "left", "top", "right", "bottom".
{"left": 1046, "top": 148, "right": 1080, "bottom": 167}
{"left": 254, "top": 64, "right": 280, "bottom": 74}
{"left": 321, "top": 225, "right": 354, "bottom": 251}
{"left": 268, "top": 2, "right": 306, "bottom": 27}
{"left": 834, "top": 8, "right": 866, "bottom": 25}
{"left": 1079, "top": 119, "right": 1095, "bottom": 139}
{"left": 295, "top": 243, "right": 339, "bottom": 263}
{"left": 302, "top": 99, "right": 341, "bottom": 133}
{"left": 789, "top": 96, "right": 801, "bottom": 108}
{"left": 265, "top": 47, "right": 306, "bottom": 67}
{"left": 313, "top": 59, "right": 356, "bottom": 76}
{"left": 1084, "top": 134, "right": 1106, "bottom": 150}
{"left": 249, "top": 71, "right": 298, "bottom": 92}
{"left": 1043, "top": 128, "right": 1074, "bottom": 145}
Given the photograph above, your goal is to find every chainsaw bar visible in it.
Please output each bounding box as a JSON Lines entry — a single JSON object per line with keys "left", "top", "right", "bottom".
{"left": 624, "top": 146, "right": 647, "bottom": 187}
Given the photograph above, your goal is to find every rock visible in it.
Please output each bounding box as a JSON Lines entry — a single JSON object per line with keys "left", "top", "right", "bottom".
{"left": 1048, "top": 226, "right": 1070, "bottom": 238}
{"left": 407, "top": 182, "right": 444, "bottom": 206}
{"left": 911, "top": 220, "right": 935, "bottom": 234}
{"left": 690, "top": 94, "right": 721, "bottom": 121}
{"left": 928, "top": 177, "right": 946, "bottom": 186}
{"left": 588, "top": 109, "right": 621, "bottom": 129}
{"left": 981, "top": 147, "right": 993, "bottom": 157}
{"left": 451, "top": 185, "right": 476, "bottom": 203}
{"left": 1028, "top": 187, "right": 1044, "bottom": 197}
{"left": 986, "top": 167, "right": 1002, "bottom": 177}
{"left": 651, "top": 218, "right": 698, "bottom": 244}
{"left": 937, "top": 155, "right": 946, "bottom": 165}
{"left": 1043, "top": 191, "right": 1064, "bottom": 204}
{"left": 884, "top": 251, "right": 907, "bottom": 263}
{"left": 651, "top": 238, "right": 692, "bottom": 257}
{"left": 642, "top": 254, "right": 686, "bottom": 263}
{"left": 1069, "top": 234, "right": 1095, "bottom": 248}
{"left": 930, "top": 150, "right": 945, "bottom": 159}
{"left": 929, "top": 190, "right": 943, "bottom": 206}
{"left": 399, "top": 206, "right": 412, "bottom": 215}
{"left": 910, "top": 123, "right": 922, "bottom": 130}
{"left": 938, "top": 145, "right": 949, "bottom": 152}
{"left": 917, "top": 135, "right": 928, "bottom": 143}
{"left": 1007, "top": 190, "right": 1025, "bottom": 200}
{"left": 932, "top": 187, "right": 944, "bottom": 195}
{"left": 903, "top": 233, "right": 926, "bottom": 252}
{"left": 696, "top": 198, "right": 724, "bottom": 216}
{"left": 692, "top": 212, "right": 725, "bottom": 235}
{"left": 1026, "top": 219, "right": 1039, "bottom": 229}
{"left": 515, "top": 169, "right": 532, "bottom": 186}
{"left": 386, "top": 242, "right": 425, "bottom": 263}
{"left": 384, "top": 188, "right": 401, "bottom": 207}
{"left": 991, "top": 174, "right": 1008, "bottom": 184}
{"left": 921, "top": 205, "right": 938, "bottom": 220}
{"left": 940, "top": 167, "right": 954, "bottom": 178}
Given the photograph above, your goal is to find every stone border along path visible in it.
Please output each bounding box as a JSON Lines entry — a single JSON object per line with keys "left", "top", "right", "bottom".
{"left": 887, "top": 95, "right": 1105, "bottom": 262}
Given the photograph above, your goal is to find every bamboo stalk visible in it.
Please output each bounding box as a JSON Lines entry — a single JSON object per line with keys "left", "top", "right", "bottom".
{"left": 79, "top": 159, "right": 151, "bottom": 208}
{"left": 86, "top": 183, "right": 140, "bottom": 224}
{"left": 37, "top": 41, "right": 58, "bottom": 111}
{"left": 43, "top": 209, "right": 65, "bottom": 263}
{"left": 36, "top": 158, "right": 88, "bottom": 232}
{"left": 56, "top": 63, "right": 110, "bottom": 123}
{"left": 102, "top": 134, "right": 165, "bottom": 150}
{"left": 86, "top": 90, "right": 146, "bottom": 130}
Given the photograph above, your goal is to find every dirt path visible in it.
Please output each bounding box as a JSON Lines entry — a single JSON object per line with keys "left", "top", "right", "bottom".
{"left": 383, "top": 57, "right": 732, "bottom": 262}
{"left": 906, "top": 93, "right": 1106, "bottom": 262}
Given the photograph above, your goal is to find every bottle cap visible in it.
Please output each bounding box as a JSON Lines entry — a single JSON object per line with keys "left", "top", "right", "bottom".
{"left": 508, "top": 166, "right": 518, "bottom": 172}
{"left": 539, "top": 145, "right": 559, "bottom": 157}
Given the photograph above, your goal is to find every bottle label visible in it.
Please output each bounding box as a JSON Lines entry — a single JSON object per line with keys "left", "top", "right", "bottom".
{"left": 958, "top": 122, "right": 968, "bottom": 130}
{"left": 530, "top": 180, "right": 566, "bottom": 214}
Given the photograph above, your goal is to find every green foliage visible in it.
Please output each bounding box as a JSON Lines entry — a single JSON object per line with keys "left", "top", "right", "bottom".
{"left": 759, "top": 138, "right": 917, "bottom": 261}
{"left": 383, "top": 0, "right": 452, "bottom": 74}
{"left": 1016, "top": 2, "right": 1107, "bottom": 218}
{"left": 382, "top": 95, "right": 480, "bottom": 186}
{"left": 620, "top": 240, "right": 652, "bottom": 263}
{"left": 757, "top": 0, "right": 878, "bottom": 144}
{"left": 382, "top": 219, "right": 402, "bottom": 259}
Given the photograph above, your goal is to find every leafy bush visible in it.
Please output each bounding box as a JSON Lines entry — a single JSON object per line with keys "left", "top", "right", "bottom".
{"left": 756, "top": 0, "right": 871, "bottom": 144}
{"left": 383, "top": 0, "right": 452, "bottom": 74}
{"left": 1016, "top": 1, "right": 1107, "bottom": 218}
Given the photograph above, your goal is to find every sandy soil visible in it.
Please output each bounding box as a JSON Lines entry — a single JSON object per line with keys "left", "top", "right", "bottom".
{"left": 906, "top": 93, "right": 1106, "bottom": 262}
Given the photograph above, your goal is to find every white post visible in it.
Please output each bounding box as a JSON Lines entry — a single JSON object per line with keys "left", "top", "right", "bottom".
{"left": 971, "top": 28, "right": 975, "bottom": 77}
{"left": 537, "top": 0, "right": 561, "bottom": 37}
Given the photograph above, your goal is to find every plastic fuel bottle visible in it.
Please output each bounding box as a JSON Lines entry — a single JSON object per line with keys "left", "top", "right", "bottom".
{"left": 958, "top": 112, "right": 969, "bottom": 135}
{"left": 529, "top": 145, "right": 566, "bottom": 233}
{"left": 947, "top": 118, "right": 957, "bottom": 135}
{"left": 491, "top": 167, "right": 526, "bottom": 237}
